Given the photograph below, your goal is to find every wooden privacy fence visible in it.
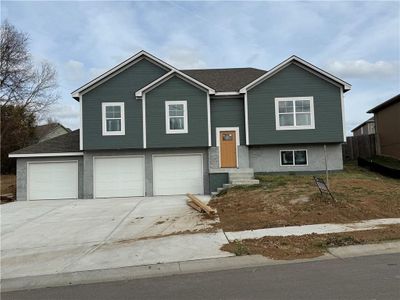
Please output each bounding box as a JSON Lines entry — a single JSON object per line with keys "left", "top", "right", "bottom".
{"left": 343, "top": 134, "right": 376, "bottom": 161}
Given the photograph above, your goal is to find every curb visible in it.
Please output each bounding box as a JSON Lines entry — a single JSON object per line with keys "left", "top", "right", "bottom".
{"left": 2, "top": 242, "right": 399, "bottom": 293}
{"left": 0, "top": 255, "right": 332, "bottom": 292}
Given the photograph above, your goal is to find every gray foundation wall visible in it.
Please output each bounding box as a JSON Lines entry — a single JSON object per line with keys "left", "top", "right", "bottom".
{"left": 249, "top": 143, "right": 343, "bottom": 173}
{"left": 16, "top": 156, "right": 84, "bottom": 201}
{"left": 208, "top": 146, "right": 250, "bottom": 169}
{"left": 83, "top": 148, "right": 209, "bottom": 198}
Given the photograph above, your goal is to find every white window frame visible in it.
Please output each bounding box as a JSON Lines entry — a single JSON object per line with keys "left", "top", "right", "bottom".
{"left": 279, "top": 149, "right": 308, "bottom": 167}
{"left": 275, "top": 96, "right": 315, "bottom": 130}
{"left": 102, "top": 102, "right": 125, "bottom": 136}
{"left": 165, "top": 100, "right": 188, "bottom": 134}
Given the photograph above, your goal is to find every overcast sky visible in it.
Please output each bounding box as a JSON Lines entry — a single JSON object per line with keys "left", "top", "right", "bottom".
{"left": 2, "top": 1, "right": 399, "bottom": 134}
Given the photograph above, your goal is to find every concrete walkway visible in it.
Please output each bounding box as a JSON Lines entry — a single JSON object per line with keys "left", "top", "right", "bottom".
{"left": 225, "top": 218, "right": 400, "bottom": 240}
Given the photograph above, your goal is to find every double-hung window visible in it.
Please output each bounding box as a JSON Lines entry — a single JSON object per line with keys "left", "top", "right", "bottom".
{"left": 165, "top": 100, "right": 188, "bottom": 134}
{"left": 275, "top": 97, "right": 315, "bottom": 130}
{"left": 102, "top": 102, "right": 125, "bottom": 136}
{"left": 280, "top": 150, "right": 308, "bottom": 166}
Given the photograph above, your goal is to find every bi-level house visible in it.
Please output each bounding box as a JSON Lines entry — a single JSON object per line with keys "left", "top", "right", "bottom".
{"left": 10, "top": 51, "right": 351, "bottom": 201}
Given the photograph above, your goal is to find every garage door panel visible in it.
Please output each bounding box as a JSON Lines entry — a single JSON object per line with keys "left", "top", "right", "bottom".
{"left": 153, "top": 155, "right": 203, "bottom": 196}
{"left": 28, "top": 162, "right": 78, "bottom": 200}
{"left": 94, "top": 156, "right": 144, "bottom": 198}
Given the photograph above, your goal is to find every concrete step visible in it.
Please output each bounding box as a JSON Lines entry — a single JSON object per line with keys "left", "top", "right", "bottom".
{"left": 229, "top": 170, "right": 254, "bottom": 176}
{"left": 229, "top": 175, "right": 255, "bottom": 181}
{"left": 217, "top": 187, "right": 225, "bottom": 193}
{"left": 223, "top": 183, "right": 233, "bottom": 189}
{"left": 230, "top": 179, "right": 260, "bottom": 185}
{"left": 211, "top": 191, "right": 218, "bottom": 197}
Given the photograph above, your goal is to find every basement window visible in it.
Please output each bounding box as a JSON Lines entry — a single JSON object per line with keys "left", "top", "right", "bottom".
{"left": 280, "top": 150, "right": 308, "bottom": 166}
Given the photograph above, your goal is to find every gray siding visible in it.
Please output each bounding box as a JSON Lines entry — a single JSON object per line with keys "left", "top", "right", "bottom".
{"left": 248, "top": 64, "right": 344, "bottom": 145}
{"left": 211, "top": 97, "right": 246, "bottom": 146}
{"left": 146, "top": 76, "right": 209, "bottom": 148}
{"left": 82, "top": 58, "right": 168, "bottom": 150}
{"left": 16, "top": 156, "right": 84, "bottom": 201}
{"left": 249, "top": 143, "right": 343, "bottom": 173}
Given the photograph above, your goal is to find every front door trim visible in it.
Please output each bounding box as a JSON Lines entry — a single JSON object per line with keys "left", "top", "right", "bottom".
{"left": 216, "top": 127, "right": 240, "bottom": 168}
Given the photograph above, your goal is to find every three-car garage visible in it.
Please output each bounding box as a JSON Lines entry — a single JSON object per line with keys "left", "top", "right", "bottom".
{"left": 20, "top": 151, "right": 207, "bottom": 201}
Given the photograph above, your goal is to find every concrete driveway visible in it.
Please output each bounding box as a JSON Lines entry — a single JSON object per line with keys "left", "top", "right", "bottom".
{"left": 1, "top": 196, "right": 232, "bottom": 279}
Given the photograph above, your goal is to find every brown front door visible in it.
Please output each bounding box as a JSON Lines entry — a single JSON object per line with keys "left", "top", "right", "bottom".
{"left": 220, "top": 131, "right": 237, "bottom": 168}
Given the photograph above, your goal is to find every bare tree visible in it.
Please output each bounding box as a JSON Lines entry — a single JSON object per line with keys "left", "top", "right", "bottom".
{"left": 0, "top": 20, "right": 59, "bottom": 115}
{"left": 0, "top": 21, "right": 59, "bottom": 174}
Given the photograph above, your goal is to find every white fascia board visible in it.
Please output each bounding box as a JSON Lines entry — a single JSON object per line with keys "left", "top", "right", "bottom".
{"left": 214, "top": 92, "right": 241, "bottom": 96}
{"left": 9, "top": 152, "right": 84, "bottom": 158}
{"left": 240, "top": 56, "right": 352, "bottom": 93}
{"left": 79, "top": 94, "right": 83, "bottom": 150}
{"left": 71, "top": 50, "right": 174, "bottom": 98}
{"left": 207, "top": 93, "right": 211, "bottom": 146}
{"left": 244, "top": 93, "right": 249, "bottom": 145}
{"left": 142, "top": 93, "right": 147, "bottom": 148}
{"left": 135, "top": 70, "right": 215, "bottom": 97}
{"left": 135, "top": 71, "right": 175, "bottom": 97}
{"left": 340, "top": 86, "right": 347, "bottom": 142}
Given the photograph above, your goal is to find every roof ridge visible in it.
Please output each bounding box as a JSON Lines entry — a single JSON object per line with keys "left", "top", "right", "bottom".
{"left": 181, "top": 67, "right": 267, "bottom": 72}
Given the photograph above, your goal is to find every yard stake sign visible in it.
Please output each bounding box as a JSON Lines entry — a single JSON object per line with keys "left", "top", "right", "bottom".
{"left": 313, "top": 176, "right": 335, "bottom": 201}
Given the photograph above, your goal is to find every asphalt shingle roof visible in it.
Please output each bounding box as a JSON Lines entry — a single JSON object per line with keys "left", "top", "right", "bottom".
{"left": 181, "top": 68, "right": 267, "bottom": 92}
{"left": 11, "top": 129, "right": 80, "bottom": 155}
{"left": 367, "top": 94, "right": 400, "bottom": 113}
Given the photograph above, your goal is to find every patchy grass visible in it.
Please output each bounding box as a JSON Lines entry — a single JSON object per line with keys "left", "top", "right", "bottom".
{"left": 209, "top": 163, "right": 400, "bottom": 232}
{"left": 221, "top": 225, "right": 400, "bottom": 260}
{"left": 0, "top": 174, "right": 16, "bottom": 195}
{"left": 230, "top": 239, "right": 250, "bottom": 256}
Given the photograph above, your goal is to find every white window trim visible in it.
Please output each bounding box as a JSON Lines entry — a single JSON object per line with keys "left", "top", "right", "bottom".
{"left": 275, "top": 97, "right": 315, "bottom": 130}
{"left": 102, "top": 102, "right": 125, "bottom": 136}
{"left": 216, "top": 127, "right": 240, "bottom": 169}
{"left": 165, "top": 100, "right": 188, "bottom": 134}
{"left": 279, "top": 149, "right": 308, "bottom": 167}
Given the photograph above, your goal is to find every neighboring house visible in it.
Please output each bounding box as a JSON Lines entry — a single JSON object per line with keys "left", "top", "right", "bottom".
{"left": 35, "top": 123, "right": 71, "bottom": 143}
{"left": 351, "top": 117, "right": 375, "bottom": 136}
{"left": 10, "top": 50, "right": 351, "bottom": 201}
{"left": 367, "top": 94, "right": 400, "bottom": 160}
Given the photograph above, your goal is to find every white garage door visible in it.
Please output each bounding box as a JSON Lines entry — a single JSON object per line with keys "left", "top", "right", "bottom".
{"left": 94, "top": 156, "right": 145, "bottom": 198}
{"left": 28, "top": 161, "right": 78, "bottom": 200}
{"left": 153, "top": 154, "right": 203, "bottom": 196}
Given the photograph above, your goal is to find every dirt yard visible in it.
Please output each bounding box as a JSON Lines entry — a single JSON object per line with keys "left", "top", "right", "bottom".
{"left": 221, "top": 225, "right": 400, "bottom": 260}
{"left": 0, "top": 174, "right": 16, "bottom": 203}
{"left": 209, "top": 163, "right": 400, "bottom": 232}
{"left": 1, "top": 175, "right": 16, "bottom": 194}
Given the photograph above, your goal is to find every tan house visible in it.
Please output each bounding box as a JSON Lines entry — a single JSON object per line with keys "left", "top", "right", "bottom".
{"left": 35, "top": 123, "right": 71, "bottom": 143}
{"left": 351, "top": 117, "right": 375, "bottom": 136}
{"left": 368, "top": 94, "right": 400, "bottom": 159}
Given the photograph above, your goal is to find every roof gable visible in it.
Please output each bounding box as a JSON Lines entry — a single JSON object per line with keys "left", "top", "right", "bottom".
{"left": 135, "top": 70, "right": 215, "bottom": 97}
{"left": 239, "top": 56, "right": 351, "bottom": 93}
{"left": 71, "top": 51, "right": 174, "bottom": 99}
{"left": 181, "top": 68, "right": 267, "bottom": 92}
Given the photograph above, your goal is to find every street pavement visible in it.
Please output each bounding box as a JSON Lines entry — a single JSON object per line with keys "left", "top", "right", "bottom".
{"left": 3, "top": 253, "right": 399, "bottom": 300}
